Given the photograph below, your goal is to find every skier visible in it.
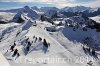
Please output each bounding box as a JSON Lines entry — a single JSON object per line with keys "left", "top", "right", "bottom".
{"left": 16, "top": 31, "right": 20, "bottom": 37}
{"left": 43, "top": 39, "right": 48, "bottom": 48}
{"left": 0, "top": 36, "right": 3, "bottom": 42}
{"left": 9, "top": 42, "right": 16, "bottom": 52}
{"left": 73, "top": 27, "right": 76, "bottom": 31}
{"left": 26, "top": 46, "right": 30, "bottom": 52}
{"left": 34, "top": 21, "right": 36, "bottom": 24}
{"left": 12, "top": 49, "right": 18, "bottom": 57}
{"left": 17, "top": 53, "right": 20, "bottom": 57}
{"left": 91, "top": 49, "right": 98, "bottom": 59}
{"left": 33, "top": 35, "right": 35, "bottom": 39}
{"left": 83, "top": 46, "right": 86, "bottom": 52}
{"left": 92, "top": 49, "right": 96, "bottom": 56}
{"left": 28, "top": 41, "right": 31, "bottom": 46}
{"left": 26, "top": 37, "right": 29, "bottom": 41}
{"left": 34, "top": 37, "right": 37, "bottom": 43}
{"left": 14, "top": 42, "right": 16, "bottom": 46}
{"left": 87, "top": 47, "right": 91, "bottom": 52}
{"left": 43, "top": 39, "right": 49, "bottom": 53}
{"left": 39, "top": 37, "right": 42, "bottom": 41}
{"left": 25, "top": 37, "right": 29, "bottom": 43}
{"left": 15, "top": 52, "right": 20, "bottom": 60}
{"left": 26, "top": 41, "right": 31, "bottom": 52}
{"left": 5, "top": 43, "right": 16, "bottom": 54}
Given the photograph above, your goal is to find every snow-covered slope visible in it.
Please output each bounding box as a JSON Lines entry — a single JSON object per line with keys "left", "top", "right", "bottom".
{"left": 0, "top": 12, "right": 15, "bottom": 22}
{"left": 90, "top": 15, "right": 100, "bottom": 23}
{"left": 0, "top": 52, "right": 11, "bottom": 66}
{"left": 0, "top": 19, "right": 100, "bottom": 66}
{"left": 0, "top": 6, "right": 100, "bottom": 66}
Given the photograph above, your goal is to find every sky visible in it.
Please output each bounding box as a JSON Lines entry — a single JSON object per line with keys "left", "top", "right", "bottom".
{"left": 0, "top": 0, "right": 100, "bottom": 10}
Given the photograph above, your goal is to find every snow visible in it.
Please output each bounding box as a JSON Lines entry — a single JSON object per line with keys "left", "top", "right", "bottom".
{"left": 0, "top": 52, "right": 11, "bottom": 66}
{"left": 0, "top": 20, "right": 99, "bottom": 66}
{"left": 0, "top": 12, "right": 15, "bottom": 22}
{"left": 44, "top": 9, "right": 57, "bottom": 18}
{"left": 21, "top": 20, "right": 33, "bottom": 31}
{"left": 90, "top": 15, "right": 100, "bottom": 23}
{"left": 0, "top": 7, "right": 100, "bottom": 66}
{"left": 62, "top": 6, "right": 91, "bottom": 12}
{"left": 12, "top": 9, "right": 24, "bottom": 22}
{"left": 12, "top": 6, "right": 39, "bottom": 22}
{"left": 24, "top": 6, "right": 39, "bottom": 19}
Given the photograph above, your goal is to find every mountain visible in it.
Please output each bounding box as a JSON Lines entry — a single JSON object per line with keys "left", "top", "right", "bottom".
{"left": 1, "top": 6, "right": 100, "bottom": 66}
{"left": 23, "top": 6, "right": 39, "bottom": 19}
{"left": 12, "top": 6, "right": 39, "bottom": 23}
{"left": 90, "top": 15, "right": 100, "bottom": 23}
{"left": 0, "top": 6, "right": 39, "bottom": 13}
{"left": 82, "top": 7, "right": 100, "bottom": 17}
{"left": 44, "top": 9, "right": 58, "bottom": 18}
{"left": 1, "top": 6, "right": 100, "bottom": 18}
{"left": 1, "top": 5, "right": 100, "bottom": 66}
{"left": 0, "top": 19, "right": 100, "bottom": 66}
{"left": 0, "top": 8, "right": 21, "bottom": 13}
{"left": 62, "top": 6, "right": 91, "bottom": 12}
{"left": 31, "top": 6, "right": 40, "bottom": 11}
{"left": 64, "top": 14, "right": 95, "bottom": 29}
{"left": 59, "top": 6, "right": 100, "bottom": 17}
{"left": 40, "top": 7, "right": 59, "bottom": 12}
{"left": 12, "top": 8, "right": 25, "bottom": 23}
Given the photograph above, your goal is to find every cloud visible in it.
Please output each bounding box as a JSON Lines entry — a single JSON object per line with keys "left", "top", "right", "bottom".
{"left": 0, "top": 0, "right": 99, "bottom": 8}
{"left": 83, "top": 0, "right": 100, "bottom": 7}
{"left": 0, "top": 0, "right": 65, "bottom": 2}
{"left": 0, "top": 0, "right": 27, "bottom": 2}
{"left": 68, "top": 0, "right": 95, "bottom": 3}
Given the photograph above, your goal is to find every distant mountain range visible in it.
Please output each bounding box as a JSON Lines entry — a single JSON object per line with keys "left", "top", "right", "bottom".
{"left": 0, "top": 6, "right": 100, "bottom": 17}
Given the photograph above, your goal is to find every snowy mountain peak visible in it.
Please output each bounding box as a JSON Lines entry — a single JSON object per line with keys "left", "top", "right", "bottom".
{"left": 13, "top": 6, "right": 39, "bottom": 22}
{"left": 12, "top": 8, "right": 25, "bottom": 23}
{"left": 44, "top": 9, "right": 57, "bottom": 18}
{"left": 40, "top": 7, "right": 59, "bottom": 12}
{"left": 64, "top": 14, "right": 94, "bottom": 27}
{"left": 24, "top": 6, "right": 30, "bottom": 9}
{"left": 31, "top": 6, "right": 39, "bottom": 11}
{"left": 24, "top": 6, "right": 39, "bottom": 19}
{"left": 24, "top": 6, "right": 32, "bottom": 12}
{"left": 62, "top": 6, "right": 91, "bottom": 12}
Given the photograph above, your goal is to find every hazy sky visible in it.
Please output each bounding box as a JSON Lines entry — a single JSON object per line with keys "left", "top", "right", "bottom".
{"left": 0, "top": 0, "right": 100, "bottom": 9}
